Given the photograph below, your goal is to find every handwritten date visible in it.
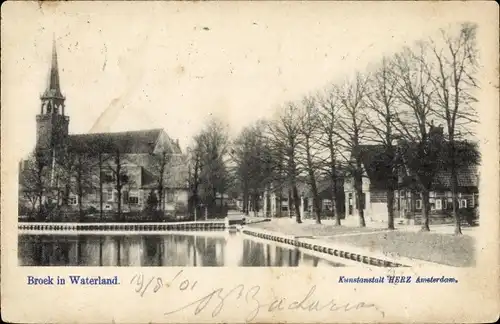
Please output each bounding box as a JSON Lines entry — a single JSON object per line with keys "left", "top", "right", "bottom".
{"left": 130, "top": 271, "right": 385, "bottom": 321}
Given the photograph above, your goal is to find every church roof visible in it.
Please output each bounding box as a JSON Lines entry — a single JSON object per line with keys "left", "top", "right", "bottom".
{"left": 68, "top": 128, "right": 180, "bottom": 154}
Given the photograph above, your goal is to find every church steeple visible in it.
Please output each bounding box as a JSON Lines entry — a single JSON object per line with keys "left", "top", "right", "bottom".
{"left": 42, "top": 36, "right": 64, "bottom": 101}
{"left": 36, "top": 36, "right": 69, "bottom": 152}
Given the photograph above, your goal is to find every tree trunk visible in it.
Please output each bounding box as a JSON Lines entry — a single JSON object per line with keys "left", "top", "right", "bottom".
{"left": 354, "top": 156, "right": 366, "bottom": 227}
{"left": 355, "top": 187, "right": 366, "bottom": 227}
{"left": 420, "top": 189, "right": 430, "bottom": 231}
{"left": 354, "top": 173, "right": 366, "bottom": 227}
{"left": 77, "top": 174, "right": 84, "bottom": 223}
{"left": 386, "top": 189, "right": 395, "bottom": 230}
{"left": 450, "top": 155, "right": 462, "bottom": 235}
{"left": 288, "top": 189, "right": 293, "bottom": 218}
{"left": 292, "top": 185, "right": 302, "bottom": 223}
{"left": 334, "top": 179, "right": 343, "bottom": 225}
{"left": 332, "top": 186, "right": 341, "bottom": 226}
{"left": 309, "top": 177, "right": 321, "bottom": 224}
{"left": 243, "top": 187, "right": 249, "bottom": 215}
{"left": 278, "top": 192, "right": 282, "bottom": 217}
{"left": 63, "top": 183, "right": 71, "bottom": 206}
{"left": 305, "top": 138, "right": 320, "bottom": 223}
{"left": 328, "top": 141, "right": 341, "bottom": 224}
{"left": 158, "top": 186, "right": 164, "bottom": 212}
{"left": 38, "top": 191, "right": 44, "bottom": 221}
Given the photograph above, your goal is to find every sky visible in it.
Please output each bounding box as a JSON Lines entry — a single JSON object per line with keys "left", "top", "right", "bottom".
{"left": 1, "top": 1, "right": 497, "bottom": 162}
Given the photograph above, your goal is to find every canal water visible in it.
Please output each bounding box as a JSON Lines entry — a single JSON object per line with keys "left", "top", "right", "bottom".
{"left": 18, "top": 232, "right": 345, "bottom": 267}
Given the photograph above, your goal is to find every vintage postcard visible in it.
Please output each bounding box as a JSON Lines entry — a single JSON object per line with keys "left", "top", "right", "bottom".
{"left": 1, "top": 1, "right": 499, "bottom": 323}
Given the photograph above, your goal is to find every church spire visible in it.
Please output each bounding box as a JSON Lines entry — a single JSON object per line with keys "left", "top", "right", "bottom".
{"left": 42, "top": 35, "right": 64, "bottom": 99}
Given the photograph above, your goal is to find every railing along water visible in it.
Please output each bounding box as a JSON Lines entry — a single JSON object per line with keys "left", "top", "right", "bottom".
{"left": 18, "top": 220, "right": 228, "bottom": 234}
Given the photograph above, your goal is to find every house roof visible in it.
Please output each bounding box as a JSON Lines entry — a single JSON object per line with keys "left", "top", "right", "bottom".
{"left": 433, "top": 166, "right": 479, "bottom": 188}
{"left": 68, "top": 128, "right": 181, "bottom": 154}
{"left": 355, "top": 144, "right": 479, "bottom": 190}
{"left": 357, "top": 145, "right": 394, "bottom": 189}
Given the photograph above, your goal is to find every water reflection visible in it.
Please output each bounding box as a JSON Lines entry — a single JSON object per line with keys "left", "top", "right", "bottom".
{"left": 18, "top": 232, "right": 345, "bottom": 267}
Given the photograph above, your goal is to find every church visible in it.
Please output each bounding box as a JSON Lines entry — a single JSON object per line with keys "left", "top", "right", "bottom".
{"left": 18, "top": 40, "right": 190, "bottom": 221}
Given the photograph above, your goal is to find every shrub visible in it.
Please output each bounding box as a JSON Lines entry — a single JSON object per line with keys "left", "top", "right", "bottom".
{"left": 146, "top": 190, "right": 159, "bottom": 212}
{"left": 86, "top": 206, "right": 98, "bottom": 214}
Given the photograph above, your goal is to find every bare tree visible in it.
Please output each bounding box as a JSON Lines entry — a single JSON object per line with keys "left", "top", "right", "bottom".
{"left": 335, "top": 72, "right": 370, "bottom": 227}
{"left": 19, "top": 150, "right": 51, "bottom": 220}
{"left": 57, "top": 142, "right": 97, "bottom": 222}
{"left": 73, "top": 152, "right": 95, "bottom": 222}
{"left": 365, "top": 56, "right": 401, "bottom": 230}
{"left": 317, "top": 87, "right": 343, "bottom": 225}
{"left": 150, "top": 149, "right": 173, "bottom": 213}
{"left": 392, "top": 43, "right": 442, "bottom": 232}
{"left": 192, "top": 118, "right": 230, "bottom": 217}
{"left": 232, "top": 126, "right": 253, "bottom": 215}
{"left": 427, "top": 23, "right": 479, "bottom": 234}
{"left": 188, "top": 135, "right": 203, "bottom": 218}
{"left": 105, "top": 149, "right": 129, "bottom": 222}
{"left": 55, "top": 149, "right": 76, "bottom": 208}
{"left": 232, "top": 121, "right": 274, "bottom": 216}
{"left": 267, "top": 102, "right": 303, "bottom": 223}
{"left": 297, "top": 95, "right": 323, "bottom": 224}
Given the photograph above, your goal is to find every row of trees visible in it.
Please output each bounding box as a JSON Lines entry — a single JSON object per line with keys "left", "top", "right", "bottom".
{"left": 226, "top": 22, "right": 480, "bottom": 234}
{"left": 20, "top": 135, "right": 180, "bottom": 222}
{"left": 187, "top": 119, "right": 233, "bottom": 218}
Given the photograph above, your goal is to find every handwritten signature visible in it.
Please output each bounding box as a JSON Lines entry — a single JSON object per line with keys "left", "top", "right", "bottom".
{"left": 130, "top": 271, "right": 385, "bottom": 321}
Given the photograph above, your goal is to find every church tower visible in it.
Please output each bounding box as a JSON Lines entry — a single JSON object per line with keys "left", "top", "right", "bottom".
{"left": 36, "top": 38, "right": 69, "bottom": 154}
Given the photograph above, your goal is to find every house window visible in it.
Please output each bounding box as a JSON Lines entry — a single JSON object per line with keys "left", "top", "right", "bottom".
{"left": 128, "top": 191, "right": 139, "bottom": 205}
{"left": 166, "top": 191, "right": 175, "bottom": 203}
{"left": 129, "top": 196, "right": 139, "bottom": 205}
{"left": 443, "top": 199, "right": 448, "bottom": 210}
{"left": 460, "top": 199, "right": 467, "bottom": 208}
{"left": 68, "top": 194, "right": 78, "bottom": 206}
{"left": 356, "top": 193, "right": 366, "bottom": 210}
{"left": 435, "top": 199, "right": 442, "bottom": 210}
{"left": 103, "top": 188, "right": 113, "bottom": 202}
{"left": 323, "top": 200, "right": 332, "bottom": 211}
{"left": 415, "top": 199, "right": 422, "bottom": 210}
{"left": 102, "top": 171, "right": 114, "bottom": 183}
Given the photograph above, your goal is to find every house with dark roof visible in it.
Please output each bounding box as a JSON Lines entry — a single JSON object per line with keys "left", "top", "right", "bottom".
{"left": 18, "top": 40, "right": 189, "bottom": 218}
{"left": 344, "top": 143, "right": 479, "bottom": 223}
